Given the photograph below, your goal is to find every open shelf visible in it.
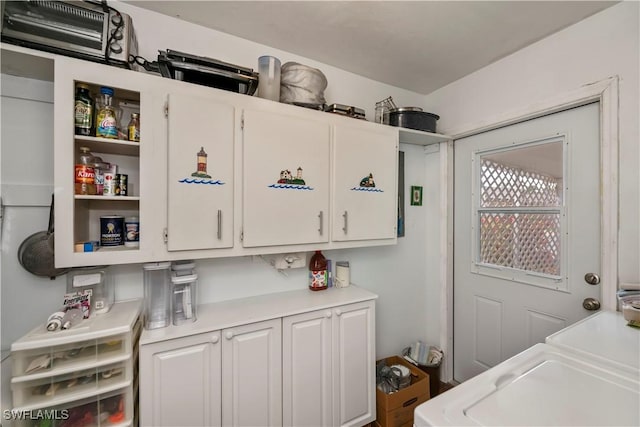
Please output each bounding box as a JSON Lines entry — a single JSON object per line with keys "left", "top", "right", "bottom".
{"left": 75, "top": 136, "right": 140, "bottom": 156}
{"left": 398, "top": 128, "right": 451, "bottom": 146}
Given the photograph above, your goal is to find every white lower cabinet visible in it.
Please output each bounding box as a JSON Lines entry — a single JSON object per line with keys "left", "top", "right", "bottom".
{"left": 139, "top": 286, "right": 377, "bottom": 427}
{"left": 140, "top": 332, "right": 222, "bottom": 427}
{"left": 282, "top": 301, "right": 376, "bottom": 427}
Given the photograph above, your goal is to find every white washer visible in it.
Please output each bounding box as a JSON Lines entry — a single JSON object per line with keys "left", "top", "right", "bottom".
{"left": 546, "top": 310, "right": 639, "bottom": 375}
{"left": 414, "top": 312, "right": 640, "bottom": 426}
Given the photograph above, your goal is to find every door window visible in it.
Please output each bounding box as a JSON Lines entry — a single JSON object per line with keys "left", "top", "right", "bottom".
{"left": 473, "top": 138, "right": 566, "bottom": 287}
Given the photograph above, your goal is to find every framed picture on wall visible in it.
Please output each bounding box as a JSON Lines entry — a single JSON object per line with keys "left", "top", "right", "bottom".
{"left": 411, "top": 185, "right": 423, "bottom": 206}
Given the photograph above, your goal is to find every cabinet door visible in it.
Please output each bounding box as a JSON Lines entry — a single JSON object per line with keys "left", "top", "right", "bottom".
{"left": 332, "top": 124, "right": 398, "bottom": 241}
{"left": 282, "top": 309, "right": 333, "bottom": 427}
{"left": 139, "top": 332, "right": 222, "bottom": 427}
{"left": 167, "top": 93, "right": 234, "bottom": 251}
{"left": 332, "top": 301, "right": 376, "bottom": 427}
{"left": 243, "top": 109, "right": 330, "bottom": 247}
{"left": 222, "top": 318, "right": 282, "bottom": 427}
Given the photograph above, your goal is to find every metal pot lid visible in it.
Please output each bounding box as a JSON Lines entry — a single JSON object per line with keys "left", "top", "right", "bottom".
{"left": 391, "top": 107, "right": 424, "bottom": 113}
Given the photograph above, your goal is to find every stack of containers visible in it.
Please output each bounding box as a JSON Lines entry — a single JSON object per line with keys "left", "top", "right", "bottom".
{"left": 142, "top": 262, "right": 171, "bottom": 330}
{"left": 171, "top": 261, "right": 198, "bottom": 325}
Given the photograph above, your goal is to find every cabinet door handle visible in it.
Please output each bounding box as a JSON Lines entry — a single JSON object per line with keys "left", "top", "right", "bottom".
{"left": 217, "top": 210, "right": 222, "bottom": 240}
{"left": 342, "top": 211, "right": 348, "bottom": 234}
{"left": 325, "top": 311, "right": 332, "bottom": 318}
{"left": 335, "top": 309, "right": 342, "bottom": 316}
{"left": 211, "top": 335, "right": 220, "bottom": 344}
{"left": 225, "top": 331, "right": 234, "bottom": 340}
{"left": 318, "top": 211, "right": 323, "bottom": 235}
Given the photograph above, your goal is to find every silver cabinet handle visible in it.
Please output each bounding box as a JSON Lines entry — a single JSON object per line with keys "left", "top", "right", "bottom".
{"left": 342, "top": 211, "right": 348, "bottom": 234}
{"left": 318, "top": 211, "right": 323, "bottom": 235}
{"left": 217, "top": 210, "right": 222, "bottom": 240}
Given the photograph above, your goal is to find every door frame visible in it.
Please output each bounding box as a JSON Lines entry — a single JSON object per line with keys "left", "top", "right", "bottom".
{"left": 438, "top": 76, "right": 619, "bottom": 383}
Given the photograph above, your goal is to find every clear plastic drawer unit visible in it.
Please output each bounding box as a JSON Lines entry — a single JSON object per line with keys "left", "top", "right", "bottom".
{"left": 9, "top": 299, "right": 141, "bottom": 425}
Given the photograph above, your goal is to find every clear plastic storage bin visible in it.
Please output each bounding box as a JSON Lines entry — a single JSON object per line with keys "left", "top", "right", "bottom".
{"left": 143, "top": 262, "right": 171, "bottom": 329}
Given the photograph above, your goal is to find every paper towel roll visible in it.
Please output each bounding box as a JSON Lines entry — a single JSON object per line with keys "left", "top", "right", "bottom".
{"left": 335, "top": 262, "right": 350, "bottom": 288}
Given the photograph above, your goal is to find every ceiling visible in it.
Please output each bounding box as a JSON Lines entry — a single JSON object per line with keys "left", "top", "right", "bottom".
{"left": 127, "top": 1, "right": 618, "bottom": 95}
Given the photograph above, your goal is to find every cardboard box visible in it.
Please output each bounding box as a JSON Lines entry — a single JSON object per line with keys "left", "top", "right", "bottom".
{"left": 375, "top": 356, "right": 430, "bottom": 427}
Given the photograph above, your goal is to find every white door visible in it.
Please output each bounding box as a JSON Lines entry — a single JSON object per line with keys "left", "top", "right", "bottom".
{"left": 140, "top": 332, "right": 222, "bottom": 427}
{"left": 167, "top": 92, "right": 235, "bottom": 251}
{"left": 332, "top": 124, "right": 398, "bottom": 241}
{"left": 242, "top": 109, "right": 330, "bottom": 247}
{"left": 454, "top": 103, "right": 601, "bottom": 382}
{"left": 222, "top": 318, "right": 282, "bottom": 427}
{"left": 282, "top": 309, "right": 333, "bottom": 427}
{"left": 332, "top": 301, "right": 376, "bottom": 427}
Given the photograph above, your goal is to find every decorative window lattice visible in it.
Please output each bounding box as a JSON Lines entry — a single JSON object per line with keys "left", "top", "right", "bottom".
{"left": 481, "top": 159, "right": 561, "bottom": 207}
{"left": 479, "top": 159, "right": 561, "bottom": 276}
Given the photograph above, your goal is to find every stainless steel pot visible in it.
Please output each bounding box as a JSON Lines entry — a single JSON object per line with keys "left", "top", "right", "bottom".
{"left": 386, "top": 107, "right": 439, "bottom": 133}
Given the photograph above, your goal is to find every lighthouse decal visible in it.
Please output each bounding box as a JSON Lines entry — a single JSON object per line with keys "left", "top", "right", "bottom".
{"left": 351, "top": 172, "right": 383, "bottom": 192}
{"left": 269, "top": 166, "right": 313, "bottom": 190}
{"left": 178, "top": 147, "right": 225, "bottom": 185}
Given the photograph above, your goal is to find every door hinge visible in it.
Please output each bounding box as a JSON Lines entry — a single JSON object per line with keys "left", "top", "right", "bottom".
{"left": 240, "top": 228, "right": 244, "bottom": 242}
{"left": 241, "top": 111, "right": 244, "bottom": 130}
{"left": 163, "top": 228, "right": 168, "bottom": 243}
{"left": 164, "top": 101, "right": 168, "bottom": 118}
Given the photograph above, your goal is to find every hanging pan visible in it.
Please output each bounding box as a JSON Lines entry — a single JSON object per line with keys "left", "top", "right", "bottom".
{"left": 17, "top": 194, "right": 70, "bottom": 279}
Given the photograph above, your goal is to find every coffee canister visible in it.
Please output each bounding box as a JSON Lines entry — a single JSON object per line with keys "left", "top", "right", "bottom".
{"left": 100, "top": 215, "right": 124, "bottom": 246}
{"left": 124, "top": 216, "right": 139, "bottom": 248}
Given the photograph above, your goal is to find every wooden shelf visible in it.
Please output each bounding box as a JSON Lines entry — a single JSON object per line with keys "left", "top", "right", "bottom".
{"left": 75, "top": 136, "right": 140, "bottom": 156}
{"left": 398, "top": 128, "right": 451, "bottom": 146}
{"left": 74, "top": 195, "right": 140, "bottom": 201}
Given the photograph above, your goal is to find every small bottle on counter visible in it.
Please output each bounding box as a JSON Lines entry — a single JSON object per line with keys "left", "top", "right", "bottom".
{"left": 309, "top": 250, "right": 328, "bottom": 291}
{"left": 96, "top": 86, "right": 119, "bottom": 139}
{"left": 128, "top": 113, "right": 140, "bottom": 142}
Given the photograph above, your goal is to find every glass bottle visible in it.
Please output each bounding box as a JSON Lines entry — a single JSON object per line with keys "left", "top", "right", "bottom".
{"left": 309, "top": 250, "right": 328, "bottom": 291}
{"left": 128, "top": 113, "right": 140, "bottom": 142}
{"left": 75, "top": 146, "right": 96, "bottom": 195}
{"left": 74, "top": 83, "right": 94, "bottom": 136}
{"left": 96, "top": 86, "right": 119, "bottom": 139}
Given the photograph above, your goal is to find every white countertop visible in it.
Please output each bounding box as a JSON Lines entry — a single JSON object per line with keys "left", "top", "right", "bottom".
{"left": 140, "top": 285, "right": 377, "bottom": 345}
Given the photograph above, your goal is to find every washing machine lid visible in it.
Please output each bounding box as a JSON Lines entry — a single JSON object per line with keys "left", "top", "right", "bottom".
{"left": 546, "top": 310, "right": 640, "bottom": 374}
{"left": 414, "top": 343, "right": 640, "bottom": 426}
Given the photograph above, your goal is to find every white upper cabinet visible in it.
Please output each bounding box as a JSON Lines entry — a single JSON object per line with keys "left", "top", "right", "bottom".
{"left": 332, "top": 123, "right": 398, "bottom": 241}
{"left": 242, "top": 108, "right": 330, "bottom": 247}
{"left": 166, "top": 92, "right": 235, "bottom": 251}
{"left": 53, "top": 57, "right": 152, "bottom": 267}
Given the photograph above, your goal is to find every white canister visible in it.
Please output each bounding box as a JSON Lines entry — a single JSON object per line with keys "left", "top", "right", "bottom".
{"left": 257, "top": 55, "right": 281, "bottom": 101}
{"left": 335, "top": 261, "right": 350, "bottom": 288}
{"left": 124, "top": 216, "right": 139, "bottom": 248}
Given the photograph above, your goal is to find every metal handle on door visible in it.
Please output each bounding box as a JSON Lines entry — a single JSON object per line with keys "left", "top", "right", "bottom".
{"left": 584, "top": 273, "right": 600, "bottom": 285}
{"left": 217, "top": 210, "right": 222, "bottom": 240}
{"left": 342, "top": 211, "right": 348, "bottom": 234}
{"left": 318, "top": 211, "right": 323, "bottom": 235}
{"left": 582, "top": 298, "right": 601, "bottom": 311}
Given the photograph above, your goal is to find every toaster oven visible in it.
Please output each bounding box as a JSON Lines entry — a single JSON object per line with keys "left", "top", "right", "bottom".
{"left": 1, "top": 0, "right": 137, "bottom": 68}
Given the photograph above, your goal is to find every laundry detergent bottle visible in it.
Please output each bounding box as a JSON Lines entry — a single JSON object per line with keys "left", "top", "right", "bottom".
{"left": 309, "top": 250, "right": 328, "bottom": 291}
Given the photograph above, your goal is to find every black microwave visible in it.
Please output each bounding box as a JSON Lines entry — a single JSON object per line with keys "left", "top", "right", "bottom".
{"left": 1, "top": 0, "right": 137, "bottom": 68}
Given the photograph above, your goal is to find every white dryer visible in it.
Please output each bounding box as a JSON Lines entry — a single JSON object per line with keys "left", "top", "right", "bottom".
{"left": 414, "top": 311, "right": 640, "bottom": 426}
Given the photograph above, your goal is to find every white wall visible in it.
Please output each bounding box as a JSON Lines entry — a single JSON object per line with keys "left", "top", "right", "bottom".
{"left": 1, "top": 0, "right": 434, "bottom": 367}
{"left": 423, "top": 1, "right": 639, "bottom": 288}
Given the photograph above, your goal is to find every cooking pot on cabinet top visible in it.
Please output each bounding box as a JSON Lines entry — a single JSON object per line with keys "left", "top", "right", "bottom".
{"left": 386, "top": 107, "right": 439, "bottom": 133}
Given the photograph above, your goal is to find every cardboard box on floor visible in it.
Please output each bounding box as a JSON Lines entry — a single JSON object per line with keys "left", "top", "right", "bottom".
{"left": 375, "top": 356, "right": 430, "bottom": 427}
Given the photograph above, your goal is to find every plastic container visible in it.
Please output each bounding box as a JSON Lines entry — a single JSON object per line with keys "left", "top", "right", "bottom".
{"left": 171, "top": 272, "right": 198, "bottom": 326}
{"left": 67, "top": 268, "right": 114, "bottom": 315}
{"left": 257, "top": 55, "right": 281, "bottom": 101}
{"left": 95, "top": 86, "right": 119, "bottom": 139}
{"left": 309, "top": 250, "right": 328, "bottom": 291}
{"left": 75, "top": 147, "right": 96, "bottom": 195}
{"left": 143, "top": 262, "right": 172, "bottom": 330}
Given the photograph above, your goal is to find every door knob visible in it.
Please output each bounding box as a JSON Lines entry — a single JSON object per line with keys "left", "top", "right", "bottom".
{"left": 225, "top": 331, "right": 234, "bottom": 340}
{"left": 211, "top": 335, "right": 219, "bottom": 344}
{"left": 582, "top": 297, "right": 601, "bottom": 311}
{"left": 584, "top": 273, "right": 600, "bottom": 285}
